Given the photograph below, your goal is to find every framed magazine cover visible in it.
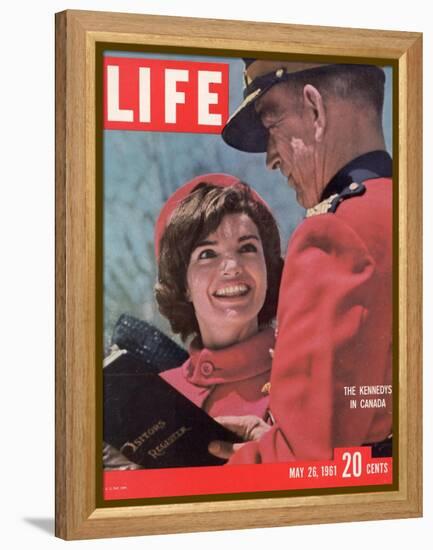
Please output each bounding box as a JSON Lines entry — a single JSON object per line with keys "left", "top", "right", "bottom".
{"left": 55, "top": 9, "right": 422, "bottom": 540}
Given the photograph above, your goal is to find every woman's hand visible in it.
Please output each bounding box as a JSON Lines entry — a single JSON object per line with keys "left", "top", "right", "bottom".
{"left": 208, "top": 415, "right": 271, "bottom": 460}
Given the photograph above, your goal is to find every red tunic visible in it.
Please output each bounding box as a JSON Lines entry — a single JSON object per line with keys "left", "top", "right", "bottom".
{"left": 229, "top": 177, "right": 393, "bottom": 463}
{"left": 160, "top": 327, "right": 274, "bottom": 419}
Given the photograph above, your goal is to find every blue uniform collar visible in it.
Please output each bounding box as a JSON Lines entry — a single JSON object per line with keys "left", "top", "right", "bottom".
{"left": 321, "top": 150, "right": 392, "bottom": 201}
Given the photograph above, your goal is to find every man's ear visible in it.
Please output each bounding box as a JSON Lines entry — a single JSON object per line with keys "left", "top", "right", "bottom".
{"left": 302, "top": 84, "right": 326, "bottom": 142}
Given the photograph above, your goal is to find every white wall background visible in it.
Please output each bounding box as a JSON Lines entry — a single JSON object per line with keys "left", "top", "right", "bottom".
{"left": 0, "top": 1, "right": 430, "bottom": 547}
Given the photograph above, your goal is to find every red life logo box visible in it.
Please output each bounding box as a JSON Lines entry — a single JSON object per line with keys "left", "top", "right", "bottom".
{"left": 104, "top": 57, "right": 229, "bottom": 133}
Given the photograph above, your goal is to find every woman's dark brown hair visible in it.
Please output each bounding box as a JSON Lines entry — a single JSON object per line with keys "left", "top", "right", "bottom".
{"left": 155, "top": 181, "right": 283, "bottom": 341}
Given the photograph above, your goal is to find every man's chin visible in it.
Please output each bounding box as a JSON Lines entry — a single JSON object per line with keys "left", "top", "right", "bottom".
{"left": 294, "top": 188, "right": 319, "bottom": 209}
{"left": 294, "top": 188, "right": 308, "bottom": 209}
{"left": 289, "top": 178, "right": 308, "bottom": 207}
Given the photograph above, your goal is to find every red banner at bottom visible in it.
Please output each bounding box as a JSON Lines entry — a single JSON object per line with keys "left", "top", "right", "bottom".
{"left": 104, "top": 446, "right": 392, "bottom": 501}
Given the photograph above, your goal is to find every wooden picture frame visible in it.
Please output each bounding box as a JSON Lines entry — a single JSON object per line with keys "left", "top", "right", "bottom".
{"left": 55, "top": 9, "right": 422, "bottom": 540}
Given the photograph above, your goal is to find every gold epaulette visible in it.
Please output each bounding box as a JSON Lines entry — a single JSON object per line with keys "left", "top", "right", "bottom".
{"left": 306, "top": 182, "right": 366, "bottom": 218}
{"left": 306, "top": 193, "right": 339, "bottom": 218}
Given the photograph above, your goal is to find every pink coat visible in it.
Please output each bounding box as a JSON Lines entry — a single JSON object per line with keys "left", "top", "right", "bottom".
{"left": 160, "top": 327, "right": 275, "bottom": 419}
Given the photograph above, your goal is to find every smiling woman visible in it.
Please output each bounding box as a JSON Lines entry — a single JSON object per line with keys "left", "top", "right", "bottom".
{"left": 185, "top": 212, "right": 268, "bottom": 350}
{"left": 154, "top": 173, "right": 283, "bottom": 425}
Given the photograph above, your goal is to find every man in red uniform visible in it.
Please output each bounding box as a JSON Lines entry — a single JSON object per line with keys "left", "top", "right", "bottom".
{"left": 210, "top": 60, "right": 393, "bottom": 462}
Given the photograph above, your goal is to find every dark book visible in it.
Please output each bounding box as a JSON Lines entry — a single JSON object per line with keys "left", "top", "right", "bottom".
{"left": 103, "top": 351, "right": 242, "bottom": 468}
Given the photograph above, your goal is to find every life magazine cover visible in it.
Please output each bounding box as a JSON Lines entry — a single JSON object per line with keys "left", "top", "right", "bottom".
{"left": 101, "top": 49, "right": 394, "bottom": 502}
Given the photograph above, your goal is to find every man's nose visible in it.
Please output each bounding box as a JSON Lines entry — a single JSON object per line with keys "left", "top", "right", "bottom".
{"left": 265, "top": 135, "right": 280, "bottom": 171}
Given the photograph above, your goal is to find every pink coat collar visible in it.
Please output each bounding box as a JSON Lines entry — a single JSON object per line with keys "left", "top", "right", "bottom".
{"left": 182, "top": 327, "right": 275, "bottom": 387}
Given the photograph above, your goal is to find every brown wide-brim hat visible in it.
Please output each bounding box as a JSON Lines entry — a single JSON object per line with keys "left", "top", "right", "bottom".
{"left": 222, "top": 59, "right": 330, "bottom": 153}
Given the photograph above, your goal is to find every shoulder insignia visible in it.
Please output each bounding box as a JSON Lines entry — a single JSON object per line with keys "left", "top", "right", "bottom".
{"left": 306, "top": 182, "right": 366, "bottom": 218}
{"left": 306, "top": 193, "right": 339, "bottom": 218}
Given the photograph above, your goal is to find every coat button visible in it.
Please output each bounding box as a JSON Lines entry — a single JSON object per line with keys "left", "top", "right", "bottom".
{"left": 200, "top": 361, "right": 214, "bottom": 376}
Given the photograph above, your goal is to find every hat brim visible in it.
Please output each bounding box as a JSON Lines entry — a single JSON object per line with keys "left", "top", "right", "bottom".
{"left": 222, "top": 62, "right": 336, "bottom": 153}
{"left": 222, "top": 87, "right": 269, "bottom": 153}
